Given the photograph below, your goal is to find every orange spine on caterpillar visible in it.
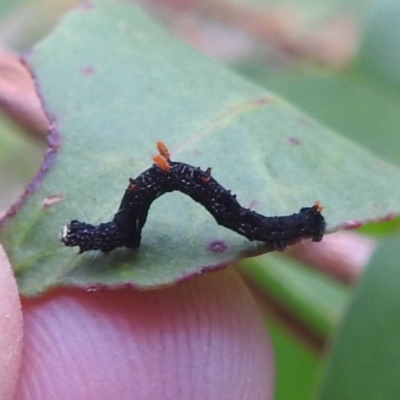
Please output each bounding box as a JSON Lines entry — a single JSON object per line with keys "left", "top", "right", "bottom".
{"left": 153, "top": 155, "right": 171, "bottom": 172}
{"left": 314, "top": 201, "right": 323, "bottom": 213}
{"left": 156, "top": 141, "right": 170, "bottom": 161}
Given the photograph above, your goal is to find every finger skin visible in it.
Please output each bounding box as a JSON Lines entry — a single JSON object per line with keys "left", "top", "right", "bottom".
{"left": 0, "top": 245, "right": 23, "bottom": 400}
{"left": 285, "top": 232, "right": 375, "bottom": 283}
{"left": 15, "top": 268, "right": 274, "bottom": 400}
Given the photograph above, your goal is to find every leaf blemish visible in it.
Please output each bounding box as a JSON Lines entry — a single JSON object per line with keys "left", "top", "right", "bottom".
{"left": 42, "top": 194, "right": 63, "bottom": 209}
{"left": 80, "top": 65, "right": 94, "bottom": 76}
{"left": 252, "top": 97, "right": 270, "bottom": 106}
{"left": 79, "top": 0, "right": 94, "bottom": 11}
{"left": 287, "top": 136, "right": 302, "bottom": 146}
{"left": 208, "top": 240, "right": 228, "bottom": 253}
{"left": 248, "top": 199, "right": 259, "bottom": 209}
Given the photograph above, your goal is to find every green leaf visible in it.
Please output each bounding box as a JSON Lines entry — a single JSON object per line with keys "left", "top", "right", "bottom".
{"left": 0, "top": 0, "right": 24, "bottom": 18}
{"left": 358, "top": 215, "right": 400, "bottom": 236}
{"left": 234, "top": 65, "right": 400, "bottom": 166}
{"left": 265, "top": 316, "right": 321, "bottom": 400}
{"left": 1, "top": 0, "right": 400, "bottom": 296}
{"left": 0, "top": 113, "right": 43, "bottom": 210}
{"left": 240, "top": 254, "right": 349, "bottom": 338}
{"left": 315, "top": 236, "right": 400, "bottom": 400}
{"left": 356, "top": 0, "right": 400, "bottom": 92}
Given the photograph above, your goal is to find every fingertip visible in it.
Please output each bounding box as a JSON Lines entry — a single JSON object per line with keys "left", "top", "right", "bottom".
{"left": 0, "top": 245, "right": 23, "bottom": 400}
{"left": 17, "top": 268, "right": 274, "bottom": 399}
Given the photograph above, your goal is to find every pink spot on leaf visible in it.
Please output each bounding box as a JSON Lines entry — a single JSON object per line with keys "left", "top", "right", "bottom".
{"left": 253, "top": 97, "right": 270, "bottom": 106}
{"left": 79, "top": 0, "right": 94, "bottom": 10}
{"left": 81, "top": 65, "right": 94, "bottom": 76}
{"left": 287, "top": 136, "right": 302, "bottom": 146}
{"left": 248, "top": 199, "right": 259, "bottom": 209}
{"left": 208, "top": 240, "right": 228, "bottom": 253}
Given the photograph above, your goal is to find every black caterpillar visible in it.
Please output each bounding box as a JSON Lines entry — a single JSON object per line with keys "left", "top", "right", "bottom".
{"left": 60, "top": 142, "right": 326, "bottom": 254}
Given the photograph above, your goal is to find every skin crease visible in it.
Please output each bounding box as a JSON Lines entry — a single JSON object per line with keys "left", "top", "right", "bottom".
{"left": 0, "top": 243, "right": 274, "bottom": 400}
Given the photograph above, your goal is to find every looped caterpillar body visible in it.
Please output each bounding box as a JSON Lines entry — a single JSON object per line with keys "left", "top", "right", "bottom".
{"left": 60, "top": 143, "right": 326, "bottom": 254}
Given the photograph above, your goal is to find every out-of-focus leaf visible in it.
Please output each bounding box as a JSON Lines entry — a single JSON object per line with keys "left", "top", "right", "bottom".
{"left": 235, "top": 65, "right": 400, "bottom": 166}
{"left": 0, "top": 114, "right": 43, "bottom": 210}
{"left": 0, "top": 0, "right": 23, "bottom": 17}
{"left": 359, "top": 216, "right": 400, "bottom": 236}
{"left": 1, "top": 0, "right": 400, "bottom": 295}
{"left": 356, "top": 0, "right": 400, "bottom": 92}
{"left": 240, "top": 254, "right": 349, "bottom": 338}
{"left": 315, "top": 236, "right": 400, "bottom": 400}
{"left": 265, "top": 317, "right": 320, "bottom": 400}
{"left": 0, "top": 0, "right": 80, "bottom": 51}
